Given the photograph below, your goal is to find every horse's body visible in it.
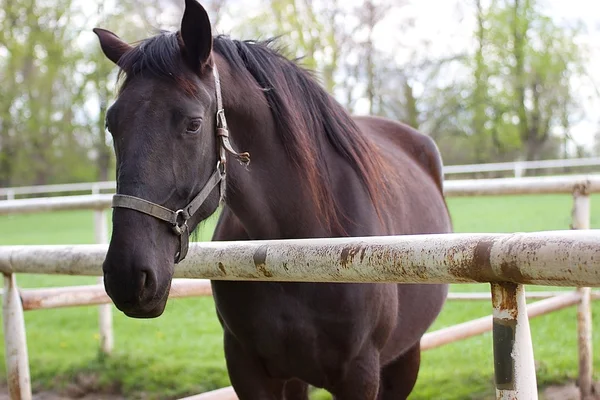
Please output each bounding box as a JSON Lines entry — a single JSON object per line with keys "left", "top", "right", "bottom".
{"left": 95, "top": 1, "right": 452, "bottom": 398}
{"left": 210, "top": 115, "right": 450, "bottom": 398}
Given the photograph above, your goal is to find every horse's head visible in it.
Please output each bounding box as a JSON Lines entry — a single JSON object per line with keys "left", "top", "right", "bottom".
{"left": 94, "top": 0, "right": 236, "bottom": 318}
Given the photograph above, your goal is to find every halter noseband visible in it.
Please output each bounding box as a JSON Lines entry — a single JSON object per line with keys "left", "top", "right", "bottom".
{"left": 111, "top": 65, "right": 250, "bottom": 263}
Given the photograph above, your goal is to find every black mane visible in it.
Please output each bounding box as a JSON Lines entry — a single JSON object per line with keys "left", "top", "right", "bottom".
{"left": 115, "top": 32, "right": 390, "bottom": 232}
{"left": 213, "top": 36, "right": 390, "bottom": 231}
{"left": 116, "top": 31, "right": 196, "bottom": 93}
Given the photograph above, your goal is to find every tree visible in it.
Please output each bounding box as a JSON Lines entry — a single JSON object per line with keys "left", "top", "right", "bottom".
{"left": 0, "top": 0, "right": 92, "bottom": 186}
{"left": 413, "top": 0, "right": 589, "bottom": 165}
{"left": 481, "top": 0, "right": 587, "bottom": 161}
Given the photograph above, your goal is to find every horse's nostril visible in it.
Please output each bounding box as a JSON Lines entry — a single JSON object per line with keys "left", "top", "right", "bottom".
{"left": 138, "top": 271, "right": 148, "bottom": 300}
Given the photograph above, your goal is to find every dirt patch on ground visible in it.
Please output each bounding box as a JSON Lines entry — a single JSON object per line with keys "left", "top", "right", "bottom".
{"left": 0, "top": 390, "right": 125, "bottom": 400}
{"left": 0, "top": 372, "right": 126, "bottom": 399}
{"left": 541, "top": 381, "right": 600, "bottom": 400}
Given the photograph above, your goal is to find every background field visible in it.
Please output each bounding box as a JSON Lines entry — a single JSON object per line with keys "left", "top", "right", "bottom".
{"left": 0, "top": 194, "right": 598, "bottom": 399}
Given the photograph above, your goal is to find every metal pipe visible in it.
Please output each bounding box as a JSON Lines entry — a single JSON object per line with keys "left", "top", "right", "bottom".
{"left": 444, "top": 175, "right": 599, "bottom": 197}
{"left": 2, "top": 175, "right": 600, "bottom": 216}
{"left": 446, "top": 291, "right": 600, "bottom": 301}
{"left": 491, "top": 283, "right": 537, "bottom": 400}
{"left": 0, "top": 194, "right": 112, "bottom": 215}
{"left": 571, "top": 183, "right": 594, "bottom": 400}
{"left": 2, "top": 274, "right": 31, "bottom": 400}
{"left": 17, "top": 279, "right": 212, "bottom": 311}
{"left": 178, "top": 387, "right": 238, "bottom": 400}
{"left": 92, "top": 183, "right": 113, "bottom": 356}
{"left": 1, "top": 231, "right": 599, "bottom": 287}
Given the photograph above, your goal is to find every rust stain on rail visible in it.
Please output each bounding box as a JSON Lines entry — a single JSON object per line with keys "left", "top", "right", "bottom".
{"left": 446, "top": 239, "right": 496, "bottom": 283}
{"left": 218, "top": 262, "right": 227, "bottom": 275}
{"left": 7, "top": 369, "right": 21, "bottom": 399}
{"left": 492, "top": 282, "right": 519, "bottom": 319}
{"left": 340, "top": 246, "right": 363, "bottom": 269}
{"left": 253, "top": 245, "right": 273, "bottom": 278}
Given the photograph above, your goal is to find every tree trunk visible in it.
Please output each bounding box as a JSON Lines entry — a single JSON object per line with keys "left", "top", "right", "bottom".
{"left": 472, "top": 0, "right": 488, "bottom": 163}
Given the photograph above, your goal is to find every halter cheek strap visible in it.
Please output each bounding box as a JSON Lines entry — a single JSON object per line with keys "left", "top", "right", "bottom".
{"left": 111, "top": 64, "right": 250, "bottom": 263}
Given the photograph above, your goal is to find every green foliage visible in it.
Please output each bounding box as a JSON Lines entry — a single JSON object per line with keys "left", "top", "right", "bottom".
{"left": 0, "top": 194, "right": 598, "bottom": 398}
{"left": 461, "top": 0, "right": 587, "bottom": 162}
{"left": 0, "top": 0, "right": 92, "bottom": 186}
{"left": 0, "top": 0, "right": 595, "bottom": 187}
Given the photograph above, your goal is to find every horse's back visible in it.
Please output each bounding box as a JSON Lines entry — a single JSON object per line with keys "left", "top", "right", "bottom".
{"left": 353, "top": 115, "right": 451, "bottom": 235}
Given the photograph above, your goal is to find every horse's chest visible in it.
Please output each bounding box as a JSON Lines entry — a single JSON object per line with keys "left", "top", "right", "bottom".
{"left": 213, "top": 282, "right": 315, "bottom": 346}
{"left": 211, "top": 282, "right": 368, "bottom": 381}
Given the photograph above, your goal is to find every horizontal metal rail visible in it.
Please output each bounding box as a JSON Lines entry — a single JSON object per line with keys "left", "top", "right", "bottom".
{"left": 446, "top": 291, "right": 600, "bottom": 300}
{"left": 3, "top": 281, "right": 596, "bottom": 311}
{"left": 1, "top": 175, "right": 599, "bottom": 216}
{"left": 13, "top": 279, "right": 212, "bottom": 311}
{"left": 1, "top": 230, "right": 599, "bottom": 287}
{"left": 443, "top": 156, "right": 600, "bottom": 175}
{"left": 3, "top": 157, "right": 599, "bottom": 198}
{"left": 443, "top": 174, "right": 600, "bottom": 196}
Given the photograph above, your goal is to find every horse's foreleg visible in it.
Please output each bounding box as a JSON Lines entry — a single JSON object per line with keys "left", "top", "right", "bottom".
{"left": 223, "top": 331, "right": 285, "bottom": 400}
{"left": 376, "top": 342, "right": 421, "bottom": 400}
{"left": 283, "top": 379, "right": 309, "bottom": 400}
{"left": 328, "top": 346, "right": 380, "bottom": 400}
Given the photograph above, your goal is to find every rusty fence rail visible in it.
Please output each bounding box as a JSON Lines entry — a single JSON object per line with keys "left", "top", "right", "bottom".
{"left": 2, "top": 231, "right": 600, "bottom": 285}
{"left": 0, "top": 174, "right": 598, "bottom": 400}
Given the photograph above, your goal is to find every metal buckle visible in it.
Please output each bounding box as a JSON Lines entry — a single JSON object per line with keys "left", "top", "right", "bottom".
{"left": 216, "top": 109, "right": 227, "bottom": 129}
{"left": 217, "top": 160, "right": 226, "bottom": 176}
{"left": 172, "top": 209, "right": 188, "bottom": 236}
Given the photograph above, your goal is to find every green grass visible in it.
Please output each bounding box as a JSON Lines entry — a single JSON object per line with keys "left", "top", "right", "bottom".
{"left": 0, "top": 194, "right": 598, "bottom": 399}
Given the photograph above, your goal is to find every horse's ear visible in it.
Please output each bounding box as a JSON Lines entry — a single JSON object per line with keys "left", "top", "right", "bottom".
{"left": 180, "top": 0, "right": 213, "bottom": 71}
{"left": 93, "top": 28, "right": 132, "bottom": 65}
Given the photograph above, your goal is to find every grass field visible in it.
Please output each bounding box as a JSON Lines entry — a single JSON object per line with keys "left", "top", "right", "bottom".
{"left": 0, "top": 194, "right": 598, "bottom": 399}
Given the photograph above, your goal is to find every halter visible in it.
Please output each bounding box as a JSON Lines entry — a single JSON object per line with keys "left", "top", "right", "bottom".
{"left": 111, "top": 65, "right": 250, "bottom": 263}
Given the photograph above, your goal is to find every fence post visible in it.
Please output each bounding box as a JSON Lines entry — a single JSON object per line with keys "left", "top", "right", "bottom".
{"left": 92, "top": 184, "right": 113, "bottom": 356}
{"left": 491, "top": 282, "right": 538, "bottom": 400}
{"left": 514, "top": 162, "right": 524, "bottom": 178}
{"left": 6, "top": 189, "right": 16, "bottom": 201}
{"left": 571, "top": 181, "right": 594, "bottom": 399}
{"left": 2, "top": 274, "right": 31, "bottom": 400}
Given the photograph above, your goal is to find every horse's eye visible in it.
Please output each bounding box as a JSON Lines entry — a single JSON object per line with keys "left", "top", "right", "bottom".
{"left": 186, "top": 119, "right": 202, "bottom": 134}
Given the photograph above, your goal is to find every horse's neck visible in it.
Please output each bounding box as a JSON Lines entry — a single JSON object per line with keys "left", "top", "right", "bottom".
{"left": 223, "top": 116, "right": 377, "bottom": 240}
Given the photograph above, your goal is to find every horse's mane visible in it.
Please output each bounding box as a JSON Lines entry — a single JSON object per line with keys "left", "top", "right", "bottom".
{"left": 115, "top": 32, "right": 392, "bottom": 234}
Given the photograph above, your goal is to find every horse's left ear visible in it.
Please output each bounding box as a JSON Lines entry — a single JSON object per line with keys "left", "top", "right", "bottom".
{"left": 180, "top": 0, "right": 213, "bottom": 71}
{"left": 93, "top": 28, "right": 132, "bottom": 65}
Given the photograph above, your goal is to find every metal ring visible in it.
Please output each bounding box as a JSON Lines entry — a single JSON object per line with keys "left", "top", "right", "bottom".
{"left": 217, "top": 160, "right": 226, "bottom": 175}
{"left": 172, "top": 209, "right": 188, "bottom": 236}
{"left": 216, "top": 109, "right": 227, "bottom": 128}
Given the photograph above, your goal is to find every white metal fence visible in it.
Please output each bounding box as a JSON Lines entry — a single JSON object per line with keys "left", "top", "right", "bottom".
{"left": 0, "top": 174, "right": 598, "bottom": 400}
{"left": 2, "top": 157, "right": 600, "bottom": 200}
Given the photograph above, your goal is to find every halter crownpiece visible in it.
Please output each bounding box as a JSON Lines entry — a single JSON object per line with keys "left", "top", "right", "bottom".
{"left": 111, "top": 64, "right": 250, "bottom": 263}
{"left": 212, "top": 64, "right": 251, "bottom": 201}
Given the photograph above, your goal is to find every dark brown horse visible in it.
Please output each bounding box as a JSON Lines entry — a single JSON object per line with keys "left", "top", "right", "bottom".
{"left": 95, "top": 0, "right": 452, "bottom": 398}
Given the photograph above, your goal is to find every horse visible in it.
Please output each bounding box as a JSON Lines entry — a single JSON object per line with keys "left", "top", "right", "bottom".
{"left": 95, "top": 0, "right": 452, "bottom": 398}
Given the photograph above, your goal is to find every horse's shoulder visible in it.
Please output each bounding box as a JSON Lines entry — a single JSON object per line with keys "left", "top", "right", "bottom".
{"left": 212, "top": 206, "right": 250, "bottom": 241}
{"left": 352, "top": 115, "right": 445, "bottom": 192}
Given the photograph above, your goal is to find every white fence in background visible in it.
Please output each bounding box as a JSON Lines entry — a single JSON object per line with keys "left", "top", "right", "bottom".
{"left": 443, "top": 156, "right": 600, "bottom": 178}
{"left": 0, "top": 174, "right": 598, "bottom": 400}
{"left": 2, "top": 156, "right": 600, "bottom": 200}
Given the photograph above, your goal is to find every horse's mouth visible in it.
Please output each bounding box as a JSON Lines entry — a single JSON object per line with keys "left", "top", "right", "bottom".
{"left": 115, "top": 282, "right": 172, "bottom": 319}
